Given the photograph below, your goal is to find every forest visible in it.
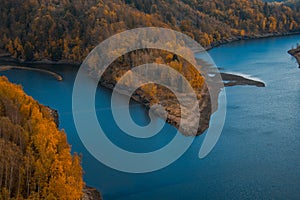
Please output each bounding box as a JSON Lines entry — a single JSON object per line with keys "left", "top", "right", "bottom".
{"left": 0, "top": 76, "right": 84, "bottom": 199}
{"left": 0, "top": 0, "right": 299, "bottom": 62}
{"left": 0, "top": 0, "right": 299, "bottom": 198}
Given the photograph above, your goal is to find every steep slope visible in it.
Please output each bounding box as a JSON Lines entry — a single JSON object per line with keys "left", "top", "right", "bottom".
{"left": 0, "top": 76, "right": 84, "bottom": 199}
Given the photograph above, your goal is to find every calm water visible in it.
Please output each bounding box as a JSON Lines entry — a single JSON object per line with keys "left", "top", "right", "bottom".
{"left": 1, "top": 35, "right": 300, "bottom": 199}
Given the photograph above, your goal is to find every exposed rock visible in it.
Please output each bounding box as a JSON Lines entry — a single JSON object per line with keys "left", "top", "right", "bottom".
{"left": 99, "top": 80, "right": 213, "bottom": 136}
{"left": 82, "top": 187, "right": 103, "bottom": 200}
{"left": 220, "top": 73, "right": 265, "bottom": 87}
{"left": 46, "top": 106, "right": 60, "bottom": 127}
{"left": 288, "top": 46, "right": 300, "bottom": 67}
{"left": 98, "top": 70, "right": 265, "bottom": 136}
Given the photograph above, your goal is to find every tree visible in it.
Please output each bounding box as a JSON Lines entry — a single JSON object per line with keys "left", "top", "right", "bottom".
{"left": 268, "top": 16, "right": 277, "bottom": 32}
{"left": 13, "top": 37, "right": 24, "bottom": 58}
{"left": 24, "top": 42, "right": 34, "bottom": 61}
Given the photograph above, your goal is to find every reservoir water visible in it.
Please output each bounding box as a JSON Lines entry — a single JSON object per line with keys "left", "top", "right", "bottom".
{"left": 1, "top": 34, "right": 300, "bottom": 199}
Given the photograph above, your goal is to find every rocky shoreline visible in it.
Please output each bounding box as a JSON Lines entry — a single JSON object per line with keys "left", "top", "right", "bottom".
{"left": 1, "top": 32, "right": 299, "bottom": 66}
{"left": 0, "top": 65, "right": 63, "bottom": 81}
{"left": 288, "top": 46, "right": 300, "bottom": 67}
{"left": 205, "top": 31, "right": 300, "bottom": 51}
{"left": 220, "top": 73, "right": 265, "bottom": 87}
{"left": 82, "top": 187, "right": 103, "bottom": 200}
{"left": 98, "top": 70, "right": 264, "bottom": 136}
{"left": 98, "top": 78, "right": 213, "bottom": 136}
{"left": 0, "top": 53, "right": 81, "bottom": 67}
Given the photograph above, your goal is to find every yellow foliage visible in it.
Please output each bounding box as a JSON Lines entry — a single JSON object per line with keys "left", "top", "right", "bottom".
{"left": 0, "top": 76, "right": 84, "bottom": 199}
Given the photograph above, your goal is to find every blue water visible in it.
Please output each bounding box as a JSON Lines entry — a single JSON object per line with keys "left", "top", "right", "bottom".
{"left": 1, "top": 34, "right": 300, "bottom": 199}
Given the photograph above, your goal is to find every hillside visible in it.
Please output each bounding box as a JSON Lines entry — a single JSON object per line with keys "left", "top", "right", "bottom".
{"left": 0, "top": 76, "right": 84, "bottom": 199}
{"left": 0, "top": 0, "right": 299, "bottom": 62}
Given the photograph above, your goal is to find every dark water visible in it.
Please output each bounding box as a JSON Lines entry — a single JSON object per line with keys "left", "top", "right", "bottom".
{"left": 1, "top": 35, "right": 300, "bottom": 199}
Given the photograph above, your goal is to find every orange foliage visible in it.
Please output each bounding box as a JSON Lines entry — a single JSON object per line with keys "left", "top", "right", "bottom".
{"left": 0, "top": 76, "right": 84, "bottom": 199}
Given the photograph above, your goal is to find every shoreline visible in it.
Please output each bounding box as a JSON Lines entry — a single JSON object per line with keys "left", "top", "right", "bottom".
{"left": 205, "top": 31, "right": 300, "bottom": 51}
{"left": 47, "top": 106, "right": 102, "bottom": 200}
{"left": 288, "top": 46, "right": 300, "bottom": 67}
{"left": 0, "top": 65, "right": 63, "bottom": 81}
{"left": 220, "top": 72, "right": 265, "bottom": 87}
{"left": 82, "top": 187, "right": 103, "bottom": 200}
{"left": 0, "top": 56, "right": 80, "bottom": 68}
{"left": 98, "top": 72, "right": 264, "bottom": 136}
{"left": 1, "top": 31, "right": 300, "bottom": 67}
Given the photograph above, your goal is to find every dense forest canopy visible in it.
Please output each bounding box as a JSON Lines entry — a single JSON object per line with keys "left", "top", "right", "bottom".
{"left": 0, "top": 0, "right": 299, "bottom": 62}
{"left": 0, "top": 76, "right": 84, "bottom": 199}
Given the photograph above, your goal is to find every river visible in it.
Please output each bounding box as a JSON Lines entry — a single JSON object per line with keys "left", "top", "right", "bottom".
{"left": 1, "top": 34, "right": 300, "bottom": 199}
